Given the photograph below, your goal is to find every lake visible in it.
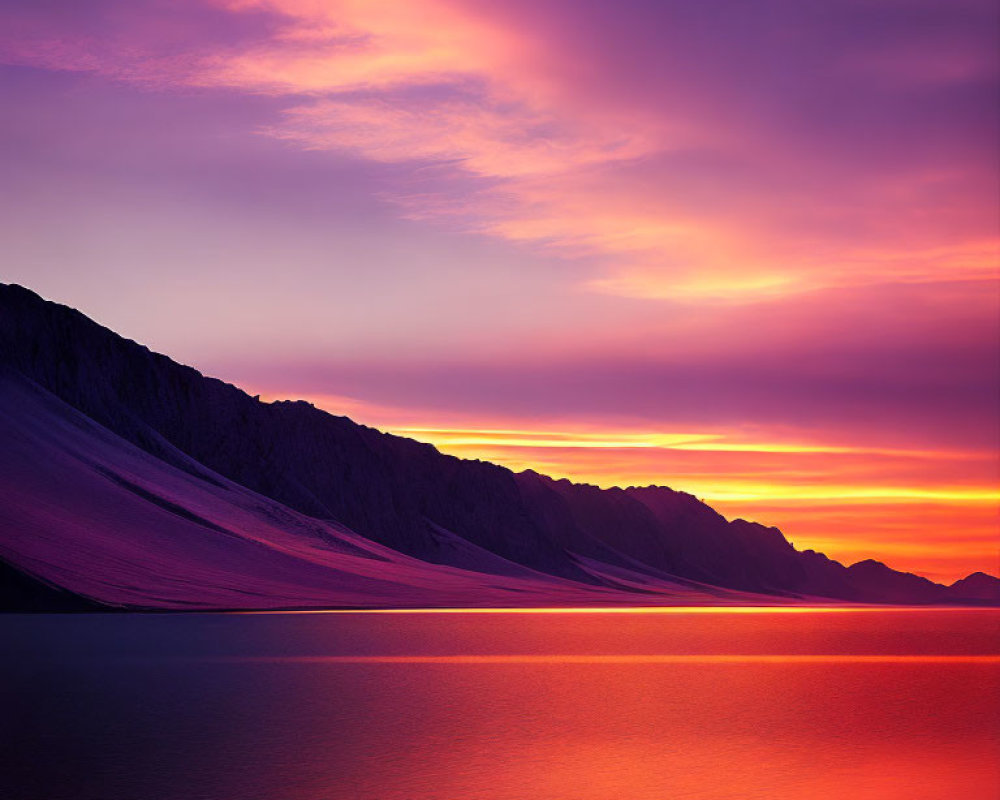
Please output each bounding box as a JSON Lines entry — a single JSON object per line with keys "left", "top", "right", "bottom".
{"left": 1, "top": 608, "right": 998, "bottom": 799}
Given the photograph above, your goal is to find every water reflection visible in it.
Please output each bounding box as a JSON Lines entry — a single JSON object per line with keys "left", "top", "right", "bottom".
{"left": 2, "top": 610, "right": 998, "bottom": 800}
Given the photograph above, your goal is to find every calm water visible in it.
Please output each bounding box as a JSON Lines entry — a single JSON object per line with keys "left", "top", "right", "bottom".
{"left": 1, "top": 609, "right": 998, "bottom": 800}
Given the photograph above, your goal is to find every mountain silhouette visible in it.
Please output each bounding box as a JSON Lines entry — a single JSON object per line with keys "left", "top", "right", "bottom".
{"left": 948, "top": 572, "right": 1000, "bottom": 602}
{"left": 0, "top": 283, "right": 993, "bottom": 609}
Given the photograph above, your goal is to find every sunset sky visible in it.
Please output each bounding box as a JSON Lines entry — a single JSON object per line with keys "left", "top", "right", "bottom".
{"left": 1, "top": 0, "right": 997, "bottom": 582}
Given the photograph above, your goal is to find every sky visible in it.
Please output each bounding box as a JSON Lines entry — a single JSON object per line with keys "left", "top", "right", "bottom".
{"left": 1, "top": 0, "right": 997, "bottom": 582}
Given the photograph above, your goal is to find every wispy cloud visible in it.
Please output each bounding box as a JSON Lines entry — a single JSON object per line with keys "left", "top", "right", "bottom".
{"left": 5, "top": 0, "right": 995, "bottom": 302}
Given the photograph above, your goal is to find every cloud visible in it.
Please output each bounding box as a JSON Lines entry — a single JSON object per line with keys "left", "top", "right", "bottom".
{"left": 2, "top": 0, "right": 996, "bottom": 302}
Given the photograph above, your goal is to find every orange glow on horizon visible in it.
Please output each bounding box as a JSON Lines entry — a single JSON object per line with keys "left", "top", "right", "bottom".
{"left": 252, "top": 390, "right": 999, "bottom": 584}
{"left": 390, "top": 426, "right": 978, "bottom": 459}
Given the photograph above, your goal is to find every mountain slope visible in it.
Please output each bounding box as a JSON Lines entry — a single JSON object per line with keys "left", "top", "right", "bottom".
{"left": 4, "top": 369, "right": 714, "bottom": 608}
{"left": 0, "top": 282, "right": 991, "bottom": 607}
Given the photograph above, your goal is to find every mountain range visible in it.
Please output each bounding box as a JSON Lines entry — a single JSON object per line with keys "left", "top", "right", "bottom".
{"left": 1, "top": 282, "right": 996, "bottom": 609}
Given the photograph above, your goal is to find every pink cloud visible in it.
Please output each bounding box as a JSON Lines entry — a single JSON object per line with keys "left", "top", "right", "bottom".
{"left": 2, "top": 0, "right": 996, "bottom": 303}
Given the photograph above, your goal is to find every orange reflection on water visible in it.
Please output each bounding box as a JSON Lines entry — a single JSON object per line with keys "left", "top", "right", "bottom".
{"left": 213, "top": 653, "right": 999, "bottom": 664}
{"left": 4, "top": 610, "right": 997, "bottom": 800}
{"left": 287, "top": 610, "right": 1000, "bottom": 800}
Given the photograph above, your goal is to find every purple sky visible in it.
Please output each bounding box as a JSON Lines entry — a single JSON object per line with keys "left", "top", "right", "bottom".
{"left": 1, "top": 0, "right": 997, "bottom": 580}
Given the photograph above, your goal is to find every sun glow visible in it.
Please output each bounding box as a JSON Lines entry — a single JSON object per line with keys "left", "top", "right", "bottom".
{"left": 245, "top": 387, "right": 1000, "bottom": 581}
{"left": 390, "top": 426, "right": 974, "bottom": 458}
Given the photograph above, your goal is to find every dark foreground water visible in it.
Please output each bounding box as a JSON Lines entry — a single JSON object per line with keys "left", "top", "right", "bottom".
{"left": 1, "top": 609, "right": 998, "bottom": 800}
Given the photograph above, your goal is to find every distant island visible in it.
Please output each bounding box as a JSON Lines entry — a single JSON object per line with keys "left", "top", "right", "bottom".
{"left": 1, "top": 282, "right": 997, "bottom": 610}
